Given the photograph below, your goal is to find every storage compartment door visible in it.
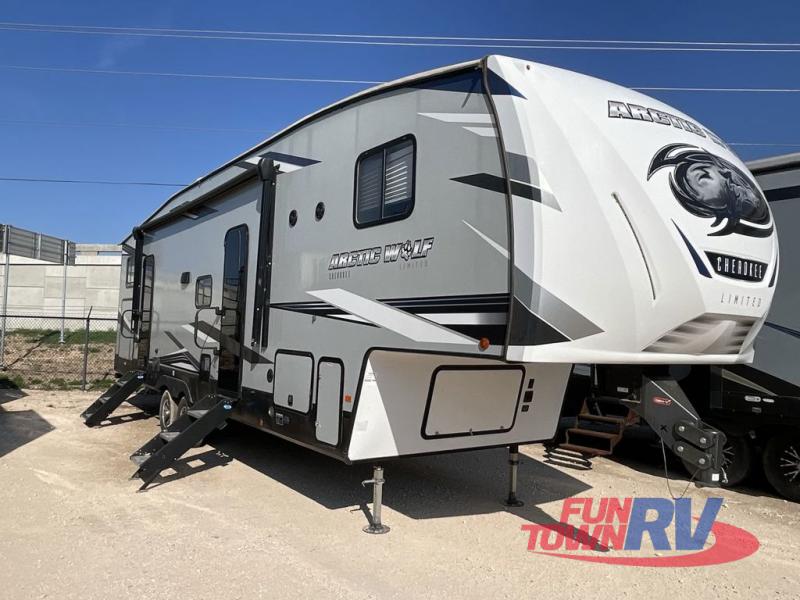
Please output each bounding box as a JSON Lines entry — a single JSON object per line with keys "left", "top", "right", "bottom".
{"left": 422, "top": 367, "right": 524, "bottom": 438}
{"left": 315, "top": 360, "right": 343, "bottom": 446}
{"left": 273, "top": 352, "right": 313, "bottom": 413}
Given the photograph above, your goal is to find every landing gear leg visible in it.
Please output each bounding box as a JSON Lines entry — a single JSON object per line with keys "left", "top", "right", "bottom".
{"left": 504, "top": 444, "right": 524, "bottom": 507}
{"left": 362, "top": 465, "right": 390, "bottom": 534}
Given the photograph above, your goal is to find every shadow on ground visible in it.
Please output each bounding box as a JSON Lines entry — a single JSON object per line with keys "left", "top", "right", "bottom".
{"left": 0, "top": 381, "right": 27, "bottom": 405}
{"left": 144, "top": 448, "right": 234, "bottom": 491}
{"left": 82, "top": 388, "right": 595, "bottom": 526}
{"left": 154, "top": 421, "right": 596, "bottom": 526}
{"left": 90, "top": 390, "right": 160, "bottom": 428}
{"left": 0, "top": 383, "right": 54, "bottom": 459}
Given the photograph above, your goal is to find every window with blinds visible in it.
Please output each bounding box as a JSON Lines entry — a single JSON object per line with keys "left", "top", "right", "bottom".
{"left": 354, "top": 135, "right": 416, "bottom": 227}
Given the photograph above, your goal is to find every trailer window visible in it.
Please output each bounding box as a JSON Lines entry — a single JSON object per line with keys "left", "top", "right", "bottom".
{"left": 354, "top": 135, "right": 415, "bottom": 227}
{"left": 195, "top": 275, "right": 213, "bottom": 308}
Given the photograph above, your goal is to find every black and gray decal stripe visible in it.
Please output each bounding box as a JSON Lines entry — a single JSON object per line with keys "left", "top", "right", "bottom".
{"left": 503, "top": 153, "right": 561, "bottom": 212}
{"left": 274, "top": 294, "right": 509, "bottom": 315}
{"left": 163, "top": 331, "right": 201, "bottom": 369}
{"left": 383, "top": 293, "right": 509, "bottom": 313}
{"left": 451, "top": 173, "right": 542, "bottom": 203}
{"left": 194, "top": 321, "right": 273, "bottom": 364}
{"left": 385, "top": 294, "right": 508, "bottom": 344}
{"left": 673, "top": 222, "right": 712, "bottom": 277}
{"left": 505, "top": 152, "right": 537, "bottom": 186}
{"left": 164, "top": 330, "right": 186, "bottom": 351}
{"left": 769, "top": 253, "right": 779, "bottom": 288}
{"left": 270, "top": 302, "right": 377, "bottom": 326}
{"left": 460, "top": 221, "right": 601, "bottom": 345}
{"left": 160, "top": 355, "right": 200, "bottom": 371}
{"left": 512, "top": 270, "right": 603, "bottom": 343}
{"left": 273, "top": 294, "right": 509, "bottom": 343}
{"left": 507, "top": 297, "right": 569, "bottom": 346}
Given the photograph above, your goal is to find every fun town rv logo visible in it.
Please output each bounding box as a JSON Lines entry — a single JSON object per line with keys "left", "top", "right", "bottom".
{"left": 521, "top": 497, "right": 760, "bottom": 567}
{"left": 648, "top": 144, "right": 773, "bottom": 238}
{"left": 329, "top": 237, "right": 434, "bottom": 270}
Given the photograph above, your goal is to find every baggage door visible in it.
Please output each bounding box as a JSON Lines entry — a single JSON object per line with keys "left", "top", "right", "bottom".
{"left": 315, "top": 359, "right": 343, "bottom": 446}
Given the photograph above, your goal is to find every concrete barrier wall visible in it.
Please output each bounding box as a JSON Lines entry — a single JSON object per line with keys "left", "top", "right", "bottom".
{"left": 0, "top": 244, "right": 121, "bottom": 320}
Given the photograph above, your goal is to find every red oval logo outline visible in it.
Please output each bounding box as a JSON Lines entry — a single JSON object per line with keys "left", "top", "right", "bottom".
{"left": 532, "top": 519, "right": 759, "bottom": 567}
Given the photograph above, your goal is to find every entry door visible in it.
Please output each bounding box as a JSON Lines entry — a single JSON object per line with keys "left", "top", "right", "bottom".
{"left": 136, "top": 254, "right": 155, "bottom": 366}
{"left": 218, "top": 225, "right": 249, "bottom": 394}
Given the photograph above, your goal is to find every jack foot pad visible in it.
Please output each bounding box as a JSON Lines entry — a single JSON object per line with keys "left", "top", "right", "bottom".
{"left": 363, "top": 523, "right": 391, "bottom": 535}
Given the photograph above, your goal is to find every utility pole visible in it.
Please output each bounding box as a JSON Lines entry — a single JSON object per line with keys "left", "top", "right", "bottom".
{"left": 0, "top": 225, "right": 11, "bottom": 369}
{"left": 59, "top": 240, "right": 68, "bottom": 343}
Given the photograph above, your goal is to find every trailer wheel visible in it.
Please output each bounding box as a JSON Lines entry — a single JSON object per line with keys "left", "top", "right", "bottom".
{"left": 159, "top": 390, "right": 179, "bottom": 431}
{"left": 763, "top": 432, "right": 800, "bottom": 502}
{"left": 683, "top": 434, "right": 753, "bottom": 487}
{"left": 176, "top": 396, "right": 189, "bottom": 419}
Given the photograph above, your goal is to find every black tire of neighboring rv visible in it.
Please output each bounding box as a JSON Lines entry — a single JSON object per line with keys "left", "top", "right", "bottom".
{"left": 762, "top": 431, "right": 800, "bottom": 502}
{"left": 682, "top": 434, "right": 754, "bottom": 487}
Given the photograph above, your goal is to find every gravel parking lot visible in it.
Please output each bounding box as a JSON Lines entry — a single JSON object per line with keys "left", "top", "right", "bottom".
{"left": 1, "top": 388, "right": 798, "bottom": 600}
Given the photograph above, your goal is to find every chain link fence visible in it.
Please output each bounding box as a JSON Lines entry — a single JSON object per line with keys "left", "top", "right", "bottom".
{"left": 0, "top": 313, "right": 118, "bottom": 390}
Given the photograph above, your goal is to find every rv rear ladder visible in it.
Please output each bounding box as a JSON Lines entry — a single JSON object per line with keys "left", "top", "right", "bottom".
{"left": 80, "top": 371, "right": 145, "bottom": 427}
{"left": 130, "top": 395, "right": 236, "bottom": 489}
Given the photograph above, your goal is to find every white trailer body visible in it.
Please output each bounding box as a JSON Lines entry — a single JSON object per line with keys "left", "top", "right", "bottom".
{"left": 94, "top": 56, "right": 776, "bottom": 480}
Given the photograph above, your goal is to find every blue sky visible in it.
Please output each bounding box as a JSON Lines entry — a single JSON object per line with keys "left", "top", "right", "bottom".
{"left": 1, "top": 0, "right": 799, "bottom": 242}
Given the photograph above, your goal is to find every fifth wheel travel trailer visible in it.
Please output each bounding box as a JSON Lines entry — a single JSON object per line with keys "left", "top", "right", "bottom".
{"left": 81, "top": 55, "right": 778, "bottom": 529}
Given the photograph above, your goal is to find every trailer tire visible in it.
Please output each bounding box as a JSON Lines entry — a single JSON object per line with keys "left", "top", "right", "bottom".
{"left": 763, "top": 432, "right": 800, "bottom": 502}
{"left": 683, "top": 434, "right": 753, "bottom": 487}
{"left": 159, "top": 390, "right": 179, "bottom": 431}
{"left": 176, "top": 396, "right": 189, "bottom": 419}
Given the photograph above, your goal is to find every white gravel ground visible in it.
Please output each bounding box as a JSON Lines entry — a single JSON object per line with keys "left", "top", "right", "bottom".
{"left": 0, "top": 388, "right": 798, "bottom": 599}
